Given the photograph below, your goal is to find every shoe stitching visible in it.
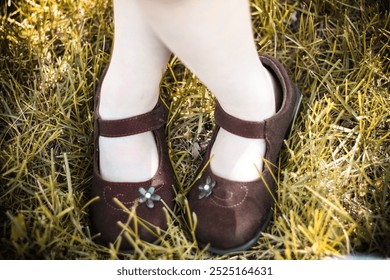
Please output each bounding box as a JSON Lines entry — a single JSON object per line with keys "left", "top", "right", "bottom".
{"left": 210, "top": 185, "right": 249, "bottom": 208}
{"left": 103, "top": 185, "right": 163, "bottom": 211}
{"left": 103, "top": 186, "right": 135, "bottom": 211}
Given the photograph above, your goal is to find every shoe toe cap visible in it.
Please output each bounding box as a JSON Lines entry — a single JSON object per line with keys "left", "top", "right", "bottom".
{"left": 188, "top": 173, "right": 275, "bottom": 253}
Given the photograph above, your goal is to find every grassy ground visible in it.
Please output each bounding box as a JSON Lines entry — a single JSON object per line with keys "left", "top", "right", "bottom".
{"left": 0, "top": 0, "right": 389, "bottom": 259}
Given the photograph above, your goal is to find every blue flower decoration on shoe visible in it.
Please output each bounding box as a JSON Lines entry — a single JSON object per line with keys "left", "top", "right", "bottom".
{"left": 198, "top": 176, "right": 216, "bottom": 199}
{"left": 138, "top": 187, "right": 161, "bottom": 208}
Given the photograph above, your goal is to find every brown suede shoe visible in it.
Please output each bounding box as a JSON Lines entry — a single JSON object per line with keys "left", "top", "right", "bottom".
{"left": 90, "top": 70, "right": 175, "bottom": 251}
{"left": 187, "top": 55, "right": 302, "bottom": 254}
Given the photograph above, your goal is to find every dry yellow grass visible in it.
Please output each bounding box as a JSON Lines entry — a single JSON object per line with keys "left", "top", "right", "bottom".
{"left": 0, "top": 0, "right": 389, "bottom": 259}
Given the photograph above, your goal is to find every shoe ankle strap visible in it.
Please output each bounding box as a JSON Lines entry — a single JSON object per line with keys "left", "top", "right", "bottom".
{"left": 97, "top": 101, "right": 168, "bottom": 137}
{"left": 214, "top": 101, "right": 265, "bottom": 139}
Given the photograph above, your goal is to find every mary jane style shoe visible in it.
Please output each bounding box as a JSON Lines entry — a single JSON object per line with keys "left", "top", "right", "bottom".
{"left": 187, "top": 54, "right": 301, "bottom": 254}
{"left": 90, "top": 70, "right": 175, "bottom": 251}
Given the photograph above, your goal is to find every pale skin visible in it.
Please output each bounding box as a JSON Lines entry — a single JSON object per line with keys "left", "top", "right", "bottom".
{"left": 98, "top": 0, "right": 279, "bottom": 183}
